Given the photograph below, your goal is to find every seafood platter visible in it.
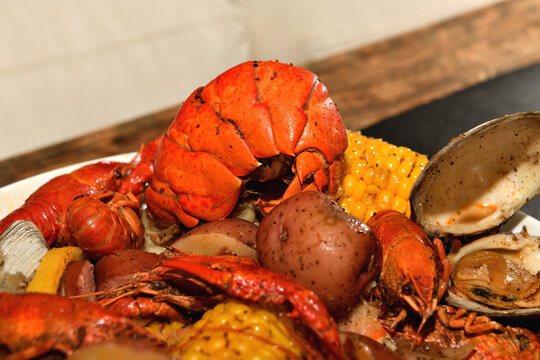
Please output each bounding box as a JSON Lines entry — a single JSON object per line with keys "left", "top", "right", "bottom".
{"left": 0, "top": 60, "right": 539, "bottom": 359}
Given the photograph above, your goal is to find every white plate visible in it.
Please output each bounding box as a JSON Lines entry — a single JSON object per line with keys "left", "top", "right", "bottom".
{"left": 0, "top": 153, "right": 539, "bottom": 236}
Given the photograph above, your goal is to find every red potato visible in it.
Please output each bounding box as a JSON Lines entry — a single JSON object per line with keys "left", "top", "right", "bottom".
{"left": 170, "top": 218, "right": 258, "bottom": 259}
{"left": 95, "top": 250, "right": 166, "bottom": 292}
{"left": 60, "top": 260, "right": 96, "bottom": 300}
{"left": 256, "top": 191, "right": 382, "bottom": 317}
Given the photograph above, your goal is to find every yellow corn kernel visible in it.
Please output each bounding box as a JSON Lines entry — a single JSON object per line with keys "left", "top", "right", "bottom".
{"left": 384, "top": 154, "right": 400, "bottom": 172}
{"left": 350, "top": 200, "right": 367, "bottom": 220}
{"left": 366, "top": 183, "right": 379, "bottom": 194}
{"left": 350, "top": 158, "right": 367, "bottom": 176}
{"left": 386, "top": 174, "right": 400, "bottom": 194}
{"left": 391, "top": 195, "right": 408, "bottom": 214}
{"left": 338, "top": 130, "right": 428, "bottom": 219}
{"left": 397, "top": 177, "right": 416, "bottom": 199}
{"left": 409, "top": 165, "right": 424, "bottom": 181}
{"left": 416, "top": 154, "right": 429, "bottom": 168}
{"left": 362, "top": 167, "right": 376, "bottom": 185}
{"left": 394, "top": 158, "right": 414, "bottom": 178}
{"left": 352, "top": 180, "right": 367, "bottom": 201}
{"left": 364, "top": 206, "right": 377, "bottom": 223}
{"left": 342, "top": 174, "right": 357, "bottom": 197}
{"left": 373, "top": 169, "right": 389, "bottom": 189}
{"left": 339, "top": 196, "right": 354, "bottom": 211}
{"left": 376, "top": 189, "right": 394, "bottom": 210}
{"left": 378, "top": 142, "right": 394, "bottom": 156}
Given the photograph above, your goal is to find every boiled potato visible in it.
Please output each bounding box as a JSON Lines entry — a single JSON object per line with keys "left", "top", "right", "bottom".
{"left": 256, "top": 191, "right": 381, "bottom": 317}
{"left": 171, "top": 218, "right": 258, "bottom": 259}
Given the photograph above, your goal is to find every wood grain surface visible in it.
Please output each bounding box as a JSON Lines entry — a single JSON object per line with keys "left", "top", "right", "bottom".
{"left": 305, "top": 0, "right": 540, "bottom": 130}
{"left": 2, "top": 0, "right": 540, "bottom": 186}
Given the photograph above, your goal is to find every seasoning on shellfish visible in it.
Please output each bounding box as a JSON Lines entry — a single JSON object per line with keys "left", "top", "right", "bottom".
{"left": 410, "top": 111, "right": 540, "bottom": 238}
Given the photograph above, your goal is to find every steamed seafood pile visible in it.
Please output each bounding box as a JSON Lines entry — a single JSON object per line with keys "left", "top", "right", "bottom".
{"left": 0, "top": 60, "right": 539, "bottom": 359}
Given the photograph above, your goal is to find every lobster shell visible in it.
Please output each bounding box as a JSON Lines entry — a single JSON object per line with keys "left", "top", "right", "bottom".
{"left": 145, "top": 60, "right": 347, "bottom": 228}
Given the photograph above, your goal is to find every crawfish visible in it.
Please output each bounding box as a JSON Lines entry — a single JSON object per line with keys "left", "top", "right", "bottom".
{"left": 391, "top": 304, "right": 539, "bottom": 359}
{"left": 0, "top": 292, "right": 161, "bottom": 359}
{"left": 366, "top": 210, "right": 451, "bottom": 333}
{"left": 0, "top": 137, "right": 159, "bottom": 247}
{"left": 94, "top": 254, "right": 344, "bottom": 359}
{"left": 66, "top": 191, "right": 144, "bottom": 258}
{"left": 145, "top": 60, "right": 348, "bottom": 228}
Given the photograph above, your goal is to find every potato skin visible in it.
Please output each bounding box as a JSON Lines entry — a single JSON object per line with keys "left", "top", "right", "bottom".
{"left": 170, "top": 218, "right": 259, "bottom": 258}
{"left": 256, "top": 191, "right": 381, "bottom": 317}
{"left": 182, "top": 218, "right": 257, "bottom": 248}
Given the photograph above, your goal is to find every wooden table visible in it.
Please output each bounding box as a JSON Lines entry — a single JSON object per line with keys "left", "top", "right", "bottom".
{"left": 2, "top": 0, "right": 540, "bottom": 187}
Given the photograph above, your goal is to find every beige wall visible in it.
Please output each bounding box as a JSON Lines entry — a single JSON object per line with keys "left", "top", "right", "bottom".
{"left": 0, "top": 0, "right": 501, "bottom": 161}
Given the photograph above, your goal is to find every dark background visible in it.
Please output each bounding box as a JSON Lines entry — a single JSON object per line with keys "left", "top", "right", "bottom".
{"left": 362, "top": 62, "right": 540, "bottom": 219}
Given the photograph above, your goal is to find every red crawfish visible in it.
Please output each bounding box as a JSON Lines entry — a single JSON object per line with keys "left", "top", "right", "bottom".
{"left": 145, "top": 60, "right": 348, "bottom": 228}
{"left": 0, "top": 292, "right": 161, "bottom": 359}
{"left": 0, "top": 137, "right": 160, "bottom": 247}
{"left": 94, "top": 254, "right": 344, "bottom": 360}
{"left": 391, "top": 304, "right": 539, "bottom": 359}
{"left": 66, "top": 191, "right": 144, "bottom": 258}
{"left": 366, "top": 209, "right": 451, "bottom": 333}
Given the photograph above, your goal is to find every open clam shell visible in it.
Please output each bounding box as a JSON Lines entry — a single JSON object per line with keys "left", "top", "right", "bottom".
{"left": 410, "top": 111, "right": 540, "bottom": 238}
{"left": 0, "top": 220, "right": 49, "bottom": 292}
{"left": 445, "top": 230, "right": 540, "bottom": 318}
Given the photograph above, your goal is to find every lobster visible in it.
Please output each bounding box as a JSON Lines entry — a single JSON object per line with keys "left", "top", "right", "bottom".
{"left": 0, "top": 292, "right": 161, "bottom": 359}
{"left": 145, "top": 60, "right": 348, "bottom": 228}
{"left": 0, "top": 137, "right": 159, "bottom": 248}
{"left": 366, "top": 209, "right": 451, "bottom": 334}
{"left": 66, "top": 191, "right": 144, "bottom": 258}
{"left": 93, "top": 254, "right": 344, "bottom": 360}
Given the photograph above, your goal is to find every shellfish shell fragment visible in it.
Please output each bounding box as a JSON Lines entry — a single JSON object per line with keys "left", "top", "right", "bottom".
{"left": 411, "top": 112, "right": 540, "bottom": 238}
{"left": 0, "top": 220, "right": 49, "bottom": 292}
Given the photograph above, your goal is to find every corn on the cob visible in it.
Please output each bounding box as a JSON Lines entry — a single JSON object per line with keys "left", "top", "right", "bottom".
{"left": 173, "top": 300, "right": 307, "bottom": 359}
{"left": 338, "top": 131, "right": 428, "bottom": 223}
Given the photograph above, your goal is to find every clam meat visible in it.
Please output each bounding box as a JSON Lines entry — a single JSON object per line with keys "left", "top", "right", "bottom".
{"left": 446, "top": 229, "right": 540, "bottom": 315}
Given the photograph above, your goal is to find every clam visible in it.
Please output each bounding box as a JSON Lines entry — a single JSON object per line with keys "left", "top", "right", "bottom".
{"left": 410, "top": 111, "right": 540, "bottom": 238}
{"left": 409, "top": 111, "right": 540, "bottom": 317}
{"left": 445, "top": 229, "right": 540, "bottom": 317}
{"left": 0, "top": 220, "right": 49, "bottom": 292}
